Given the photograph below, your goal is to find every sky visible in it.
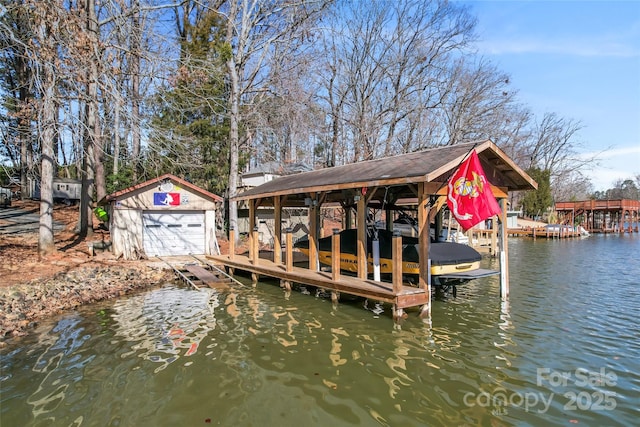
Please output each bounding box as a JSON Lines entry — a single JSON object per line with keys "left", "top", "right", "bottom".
{"left": 459, "top": 0, "right": 640, "bottom": 191}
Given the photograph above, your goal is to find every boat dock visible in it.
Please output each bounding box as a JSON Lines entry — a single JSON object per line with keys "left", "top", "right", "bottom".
{"left": 507, "top": 227, "right": 585, "bottom": 238}
{"left": 555, "top": 199, "right": 639, "bottom": 233}
{"left": 207, "top": 141, "right": 538, "bottom": 320}
{"left": 206, "top": 253, "right": 430, "bottom": 311}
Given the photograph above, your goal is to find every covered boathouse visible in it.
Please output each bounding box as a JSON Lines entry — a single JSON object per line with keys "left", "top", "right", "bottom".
{"left": 208, "top": 140, "right": 537, "bottom": 320}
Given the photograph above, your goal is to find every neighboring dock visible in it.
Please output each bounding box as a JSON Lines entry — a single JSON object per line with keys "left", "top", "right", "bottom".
{"left": 507, "top": 226, "right": 585, "bottom": 239}
{"left": 556, "top": 199, "right": 639, "bottom": 234}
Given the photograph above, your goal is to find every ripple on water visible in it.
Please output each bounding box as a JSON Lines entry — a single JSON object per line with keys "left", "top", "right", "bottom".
{"left": 1, "top": 235, "right": 638, "bottom": 426}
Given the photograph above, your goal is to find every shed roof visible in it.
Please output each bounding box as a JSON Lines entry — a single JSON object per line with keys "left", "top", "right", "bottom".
{"left": 101, "top": 173, "right": 223, "bottom": 204}
{"left": 242, "top": 161, "right": 312, "bottom": 177}
{"left": 235, "top": 140, "right": 537, "bottom": 203}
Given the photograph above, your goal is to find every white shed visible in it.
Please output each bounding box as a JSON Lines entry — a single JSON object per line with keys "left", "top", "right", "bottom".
{"left": 101, "top": 174, "right": 223, "bottom": 260}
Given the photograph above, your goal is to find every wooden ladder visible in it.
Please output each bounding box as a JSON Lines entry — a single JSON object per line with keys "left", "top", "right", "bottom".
{"left": 182, "top": 263, "right": 233, "bottom": 290}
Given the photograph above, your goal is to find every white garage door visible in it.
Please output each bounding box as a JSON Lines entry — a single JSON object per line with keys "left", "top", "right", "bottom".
{"left": 143, "top": 211, "right": 205, "bottom": 256}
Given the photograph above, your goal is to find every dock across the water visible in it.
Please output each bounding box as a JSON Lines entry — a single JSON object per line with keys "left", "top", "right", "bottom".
{"left": 507, "top": 226, "right": 589, "bottom": 238}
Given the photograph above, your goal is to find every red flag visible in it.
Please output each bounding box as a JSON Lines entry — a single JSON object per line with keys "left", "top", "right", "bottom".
{"left": 446, "top": 150, "right": 501, "bottom": 231}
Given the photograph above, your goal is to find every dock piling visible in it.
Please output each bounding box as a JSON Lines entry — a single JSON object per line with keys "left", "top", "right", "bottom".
{"left": 331, "top": 229, "right": 341, "bottom": 282}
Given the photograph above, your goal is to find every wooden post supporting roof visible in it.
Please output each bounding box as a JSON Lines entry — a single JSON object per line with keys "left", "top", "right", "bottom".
{"left": 332, "top": 229, "right": 340, "bottom": 282}
{"left": 417, "top": 183, "right": 430, "bottom": 290}
{"left": 274, "top": 196, "right": 282, "bottom": 265}
{"left": 499, "top": 198, "right": 509, "bottom": 299}
{"left": 285, "top": 228, "right": 293, "bottom": 273}
{"left": 308, "top": 192, "right": 318, "bottom": 271}
{"left": 392, "top": 232, "right": 402, "bottom": 294}
{"left": 417, "top": 183, "right": 431, "bottom": 316}
{"left": 356, "top": 193, "right": 367, "bottom": 280}
{"left": 249, "top": 199, "right": 257, "bottom": 263}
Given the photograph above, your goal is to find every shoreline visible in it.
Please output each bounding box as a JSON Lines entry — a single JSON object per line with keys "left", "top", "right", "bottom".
{"left": 0, "top": 263, "right": 174, "bottom": 345}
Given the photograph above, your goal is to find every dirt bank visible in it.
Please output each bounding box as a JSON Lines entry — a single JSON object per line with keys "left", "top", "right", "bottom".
{"left": 0, "top": 200, "right": 175, "bottom": 343}
{"left": 0, "top": 264, "right": 174, "bottom": 342}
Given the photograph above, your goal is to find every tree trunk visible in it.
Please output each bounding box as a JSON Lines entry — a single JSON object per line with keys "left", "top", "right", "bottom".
{"left": 39, "top": 122, "right": 56, "bottom": 257}
{"left": 225, "top": 1, "right": 240, "bottom": 241}
{"left": 19, "top": 81, "right": 30, "bottom": 199}
{"left": 131, "top": 0, "right": 141, "bottom": 182}
{"left": 36, "top": 19, "right": 58, "bottom": 256}
{"left": 78, "top": 99, "right": 90, "bottom": 237}
{"left": 87, "top": 0, "right": 105, "bottom": 202}
{"left": 113, "top": 86, "right": 121, "bottom": 176}
{"left": 226, "top": 61, "right": 240, "bottom": 241}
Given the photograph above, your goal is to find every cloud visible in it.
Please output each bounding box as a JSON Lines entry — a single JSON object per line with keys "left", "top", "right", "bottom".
{"left": 477, "top": 38, "right": 639, "bottom": 58}
{"left": 584, "top": 145, "right": 640, "bottom": 190}
{"left": 581, "top": 145, "right": 640, "bottom": 160}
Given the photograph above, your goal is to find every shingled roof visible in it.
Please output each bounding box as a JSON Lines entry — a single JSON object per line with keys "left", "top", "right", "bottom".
{"left": 235, "top": 140, "right": 536, "bottom": 203}
{"left": 101, "top": 173, "right": 223, "bottom": 204}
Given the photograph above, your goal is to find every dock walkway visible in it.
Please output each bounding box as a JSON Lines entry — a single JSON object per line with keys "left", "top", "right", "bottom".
{"left": 206, "top": 254, "right": 430, "bottom": 310}
{"left": 182, "top": 264, "right": 232, "bottom": 289}
{"left": 507, "top": 227, "right": 583, "bottom": 238}
{"left": 159, "top": 256, "right": 233, "bottom": 290}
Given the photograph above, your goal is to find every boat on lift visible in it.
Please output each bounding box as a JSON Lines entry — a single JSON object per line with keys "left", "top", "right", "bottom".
{"left": 294, "top": 228, "right": 498, "bottom": 291}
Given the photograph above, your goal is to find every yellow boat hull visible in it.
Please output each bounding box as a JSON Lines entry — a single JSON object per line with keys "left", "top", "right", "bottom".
{"left": 299, "top": 249, "right": 480, "bottom": 277}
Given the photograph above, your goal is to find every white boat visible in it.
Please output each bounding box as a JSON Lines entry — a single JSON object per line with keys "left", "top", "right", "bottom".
{"left": 439, "top": 229, "right": 469, "bottom": 244}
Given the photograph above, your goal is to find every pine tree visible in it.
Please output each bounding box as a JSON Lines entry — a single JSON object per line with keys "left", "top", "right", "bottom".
{"left": 522, "top": 168, "right": 553, "bottom": 220}
{"left": 147, "top": 11, "right": 230, "bottom": 195}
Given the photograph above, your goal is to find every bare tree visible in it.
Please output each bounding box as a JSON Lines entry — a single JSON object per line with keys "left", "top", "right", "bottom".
{"left": 129, "top": 0, "right": 143, "bottom": 183}
{"left": 552, "top": 170, "right": 593, "bottom": 201}
{"left": 0, "top": 1, "right": 36, "bottom": 199}
{"left": 30, "top": 3, "right": 65, "bottom": 255}
{"left": 219, "top": 0, "right": 331, "bottom": 237}
{"left": 439, "top": 57, "right": 518, "bottom": 146}
{"left": 526, "top": 112, "right": 583, "bottom": 171}
{"left": 315, "top": 0, "right": 476, "bottom": 164}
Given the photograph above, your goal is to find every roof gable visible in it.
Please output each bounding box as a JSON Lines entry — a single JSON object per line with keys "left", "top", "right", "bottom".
{"left": 235, "top": 140, "right": 536, "bottom": 201}
{"left": 102, "top": 173, "right": 223, "bottom": 204}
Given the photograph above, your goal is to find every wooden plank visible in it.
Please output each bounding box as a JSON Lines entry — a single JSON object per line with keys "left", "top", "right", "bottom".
{"left": 183, "top": 264, "right": 231, "bottom": 289}
{"left": 207, "top": 254, "right": 429, "bottom": 309}
{"left": 396, "top": 292, "right": 430, "bottom": 309}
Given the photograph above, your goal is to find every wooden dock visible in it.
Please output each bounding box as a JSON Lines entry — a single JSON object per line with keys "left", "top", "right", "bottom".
{"left": 556, "top": 199, "right": 639, "bottom": 233}
{"left": 159, "top": 256, "right": 234, "bottom": 290}
{"left": 507, "top": 227, "right": 583, "bottom": 238}
{"left": 206, "top": 253, "right": 430, "bottom": 311}
{"left": 182, "top": 264, "right": 233, "bottom": 289}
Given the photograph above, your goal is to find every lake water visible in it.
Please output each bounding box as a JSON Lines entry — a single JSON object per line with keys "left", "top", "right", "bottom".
{"left": 1, "top": 234, "right": 639, "bottom": 426}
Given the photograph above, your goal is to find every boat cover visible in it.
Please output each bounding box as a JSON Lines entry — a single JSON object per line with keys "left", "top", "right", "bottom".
{"left": 295, "top": 229, "right": 482, "bottom": 267}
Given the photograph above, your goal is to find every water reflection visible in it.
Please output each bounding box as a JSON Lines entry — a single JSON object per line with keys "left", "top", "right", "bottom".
{"left": 1, "top": 235, "right": 638, "bottom": 426}
{"left": 111, "top": 286, "right": 220, "bottom": 372}
{"left": 26, "top": 316, "right": 93, "bottom": 424}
